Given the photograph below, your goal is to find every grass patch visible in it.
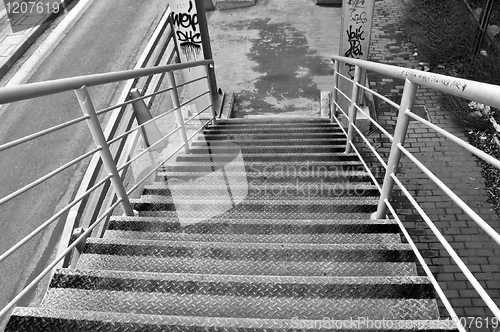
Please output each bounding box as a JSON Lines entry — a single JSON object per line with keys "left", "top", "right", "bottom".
{"left": 403, "top": 0, "right": 500, "bottom": 214}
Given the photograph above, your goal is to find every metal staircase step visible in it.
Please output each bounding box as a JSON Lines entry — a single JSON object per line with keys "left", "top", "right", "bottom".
{"left": 7, "top": 308, "right": 458, "bottom": 332}
{"left": 104, "top": 230, "right": 400, "bottom": 243}
{"left": 176, "top": 152, "right": 361, "bottom": 162}
{"left": 39, "top": 287, "right": 439, "bottom": 320}
{"left": 77, "top": 254, "right": 418, "bottom": 276}
{"left": 203, "top": 127, "right": 343, "bottom": 134}
{"left": 80, "top": 238, "right": 415, "bottom": 263}
{"left": 187, "top": 145, "right": 347, "bottom": 154}
{"left": 193, "top": 138, "right": 347, "bottom": 146}
{"left": 48, "top": 270, "right": 434, "bottom": 299}
{"left": 199, "top": 133, "right": 346, "bottom": 140}
{"left": 219, "top": 117, "right": 331, "bottom": 124}
{"left": 107, "top": 216, "right": 401, "bottom": 234}
{"left": 213, "top": 119, "right": 332, "bottom": 126}
{"left": 156, "top": 170, "right": 372, "bottom": 183}
{"left": 136, "top": 209, "right": 376, "bottom": 219}
{"left": 160, "top": 160, "right": 365, "bottom": 173}
{"left": 130, "top": 196, "right": 378, "bottom": 214}
{"left": 142, "top": 183, "right": 379, "bottom": 198}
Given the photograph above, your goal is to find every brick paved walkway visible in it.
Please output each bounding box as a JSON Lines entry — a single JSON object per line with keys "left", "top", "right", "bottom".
{"left": 367, "top": 0, "right": 500, "bottom": 323}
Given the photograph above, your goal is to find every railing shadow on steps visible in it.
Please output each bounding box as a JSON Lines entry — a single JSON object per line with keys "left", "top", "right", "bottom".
{"left": 0, "top": 5, "right": 217, "bottom": 323}
{"left": 331, "top": 55, "right": 500, "bottom": 328}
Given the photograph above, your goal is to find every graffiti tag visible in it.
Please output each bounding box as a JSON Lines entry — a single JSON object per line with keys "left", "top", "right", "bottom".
{"left": 172, "top": 1, "right": 202, "bottom": 61}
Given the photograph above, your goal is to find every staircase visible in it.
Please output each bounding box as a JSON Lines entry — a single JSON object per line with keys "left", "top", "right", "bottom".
{"left": 6, "top": 117, "right": 455, "bottom": 331}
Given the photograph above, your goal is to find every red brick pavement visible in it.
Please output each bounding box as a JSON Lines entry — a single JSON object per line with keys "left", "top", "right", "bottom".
{"left": 367, "top": 0, "right": 500, "bottom": 324}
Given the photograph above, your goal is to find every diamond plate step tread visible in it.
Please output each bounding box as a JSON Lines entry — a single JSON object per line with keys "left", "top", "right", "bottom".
{"left": 39, "top": 288, "right": 440, "bottom": 320}
{"left": 175, "top": 153, "right": 361, "bottom": 163}
{"left": 211, "top": 121, "right": 333, "bottom": 127}
{"left": 104, "top": 230, "right": 401, "bottom": 244}
{"left": 143, "top": 182, "right": 379, "bottom": 198}
{"left": 108, "top": 216, "right": 401, "bottom": 234}
{"left": 50, "top": 269, "right": 434, "bottom": 299}
{"left": 218, "top": 117, "right": 331, "bottom": 123}
{"left": 130, "top": 197, "right": 378, "bottom": 214}
{"left": 199, "top": 133, "right": 346, "bottom": 140}
{"left": 139, "top": 187, "right": 379, "bottom": 200}
{"left": 186, "top": 146, "right": 347, "bottom": 154}
{"left": 156, "top": 172, "right": 372, "bottom": 184}
{"left": 76, "top": 254, "right": 418, "bottom": 276}
{"left": 193, "top": 138, "right": 347, "bottom": 146}
{"left": 203, "top": 127, "right": 344, "bottom": 134}
{"left": 137, "top": 210, "right": 375, "bottom": 219}
{"left": 81, "top": 238, "right": 414, "bottom": 262}
{"left": 6, "top": 308, "right": 458, "bottom": 332}
{"left": 161, "top": 161, "right": 367, "bottom": 174}
{"left": 157, "top": 174, "right": 373, "bottom": 185}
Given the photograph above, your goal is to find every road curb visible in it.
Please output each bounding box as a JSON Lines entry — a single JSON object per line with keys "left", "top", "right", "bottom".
{"left": 0, "top": 0, "right": 74, "bottom": 80}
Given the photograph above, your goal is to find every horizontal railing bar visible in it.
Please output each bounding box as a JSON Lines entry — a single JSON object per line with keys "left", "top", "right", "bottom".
{"left": 405, "top": 109, "right": 500, "bottom": 170}
{"left": 332, "top": 55, "right": 500, "bottom": 109}
{"left": 356, "top": 82, "right": 401, "bottom": 110}
{"left": 176, "top": 75, "right": 208, "bottom": 89}
{"left": 336, "top": 71, "right": 354, "bottom": 84}
{"left": 107, "top": 107, "right": 176, "bottom": 146}
{"left": 398, "top": 143, "right": 500, "bottom": 246}
{"left": 0, "top": 197, "right": 122, "bottom": 320}
{"left": 116, "top": 125, "right": 182, "bottom": 173}
{"left": 347, "top": 141, "right": 382, "bottom": 192}
{"left": 353, "top": 102, "right": 394, "bottom": 140}
{"left": 0, "top": 115, "right": 90, "bottom": 153}
{"left": 0, "top": 60, "right": 214, "bottom": 104}
{"left": 184, "top": 104, "right": 212, "bottom": 125}
{"left": 126, "top": 141, "right": 187, "bottom": 196}
{"left": 0, "top": 173, "right": 113, "bottom": 264}
{"left": 94, "top": 85, "right": 174, "bottom": 116}
{"left": 383, "top": 199, "right": 464, "bottom": 331}
{"left": 335, "top": 86, "right": 352, "bottom": 104}
{"left": 187, "top": 118, "right": 213, "bottom": 142}
{"left": 179, "top": 90, "right": 210, "bottom": 108}
{"left": 391, "top": 173, "right": 500, "bottom": 320}
{"left": 351, "top": 123, "right": 388, "bottom": 169}
{"left": 0, "top": 147, "right": 101, "bottom": 207}
{"left": 332, "top": 100, "right": 349, "bottom": 119}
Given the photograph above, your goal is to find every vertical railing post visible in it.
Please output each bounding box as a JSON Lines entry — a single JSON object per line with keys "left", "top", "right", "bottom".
{"left": 331, "top": 60, "right": 340, "bottom": 123}
{"left": 203, "top": 64, "right": 217, "bottom": 125}
{"left": 372, "top": 78, "right": 418, "bottom": 220}
{"left": 75, "top": 86, "right": 135, "bottom": 216}
{"left": 166, "top": 70, "right": 190, "bottom": 153}
{"left": 345, "top": 65, "right": 362, "bottom": 153}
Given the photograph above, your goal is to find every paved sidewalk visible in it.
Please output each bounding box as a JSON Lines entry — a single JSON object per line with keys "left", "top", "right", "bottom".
{"left": 0, "top": 0, "right": 70, "bottom": 79}
{"left": 368, "top": 0, "right": 500, "bottom": 322}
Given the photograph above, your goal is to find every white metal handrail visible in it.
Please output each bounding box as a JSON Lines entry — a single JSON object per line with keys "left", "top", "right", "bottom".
{"left": 0, "top": 5, "right": 219, "bottom": 321}
{"left": 331, "top": 54, "right": 500, "bottom": 323}
{"left": 0, "top": 62, "right": 213, "bottom": 264}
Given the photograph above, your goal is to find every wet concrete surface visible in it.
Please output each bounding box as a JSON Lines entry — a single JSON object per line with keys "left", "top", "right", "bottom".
{"left": 207, "top": 0, "right": 342, "bottom": 117}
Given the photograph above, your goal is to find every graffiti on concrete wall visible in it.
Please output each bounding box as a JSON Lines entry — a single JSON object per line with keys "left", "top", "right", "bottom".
{"left": 341, "top": 0, "right": 373, "bottom": 78}
{"left": 172, "top": 0, "right": 204, "bottom": 62}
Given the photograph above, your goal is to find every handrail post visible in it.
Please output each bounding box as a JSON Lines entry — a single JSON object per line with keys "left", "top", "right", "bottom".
{"left": 345, "top": 65, "right": 362, "bottom": 153}
{"left": 204, "top": 64, "right": 217, "bottom": 125}
{"left": 372, "top": 78, "right": 418, "bottom": 219}
{"left": 75, "top": 86, "right": 135, "bottom": 216}
{"left": 331, "top": 59, "right": 340, "bottom": 123}
{"left": 166, "top": 71, "right": 190, "bottom": 153}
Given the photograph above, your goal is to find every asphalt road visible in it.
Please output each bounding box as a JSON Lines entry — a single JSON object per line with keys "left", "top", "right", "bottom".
{"left": 0, "top": 0, "right": 167, "bottom": 322}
